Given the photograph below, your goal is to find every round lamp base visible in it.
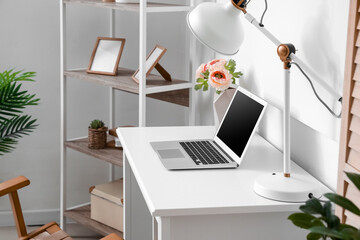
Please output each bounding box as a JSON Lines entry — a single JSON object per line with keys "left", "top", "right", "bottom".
{"left": 254, "top": 172, "right": 323, "bottom": 203}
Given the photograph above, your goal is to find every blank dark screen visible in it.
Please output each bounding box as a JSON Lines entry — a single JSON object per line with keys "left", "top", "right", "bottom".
{"left": 217, "top": 91, "right": 264, "bottom": 158}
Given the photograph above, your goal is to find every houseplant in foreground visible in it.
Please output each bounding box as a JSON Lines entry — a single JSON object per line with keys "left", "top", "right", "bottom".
{"left": 88, "top": 119, "right": 108, "bottom": 149}
{"left": 288, "top": 172, "right": 360, "bottom": 240}
{"left": 0, "top": 70, "right": 40, "bottom": 155}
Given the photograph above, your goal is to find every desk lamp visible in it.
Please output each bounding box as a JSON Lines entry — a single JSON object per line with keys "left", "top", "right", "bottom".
{"left": 187, "top": 0, "right": 342, "bottom": 202}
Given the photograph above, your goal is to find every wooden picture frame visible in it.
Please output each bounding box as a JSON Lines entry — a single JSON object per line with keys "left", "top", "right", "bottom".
{"left": 132, "top": 44, "right": 172, "bottom": 83}
{"left": 87, "top": 37, "right": 126, "bottom": 76}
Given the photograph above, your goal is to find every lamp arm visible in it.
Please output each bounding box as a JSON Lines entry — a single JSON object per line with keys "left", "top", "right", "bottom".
{"left": 244, "top": 12, "right": 342, "bottom": 101}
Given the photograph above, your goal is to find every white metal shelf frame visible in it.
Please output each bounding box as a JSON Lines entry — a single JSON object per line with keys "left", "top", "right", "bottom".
{"left": 63, "top": 0, "right": 192, "bottom": 12}
{"left": 60, "top": 0, "right": 196, "bottom": 231}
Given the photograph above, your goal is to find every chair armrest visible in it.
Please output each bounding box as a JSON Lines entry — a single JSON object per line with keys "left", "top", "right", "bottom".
{"left": 0, "top": 176, "right": 30, "bottom": 197}
{"left": 101, "top": 233, "right": 123, "bottom": 240}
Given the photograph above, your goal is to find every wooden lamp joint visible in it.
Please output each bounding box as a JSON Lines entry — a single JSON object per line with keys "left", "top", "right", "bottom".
{"left": 277, "top": 43, "right": 296, "bottom": 70}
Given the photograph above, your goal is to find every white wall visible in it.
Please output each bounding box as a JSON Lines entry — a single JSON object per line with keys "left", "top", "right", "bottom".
{"left": 213, "top": 0, "right": 348, "bottom": 190}
{"left": 0, "top": 0, "right": 349, "bottom": 227}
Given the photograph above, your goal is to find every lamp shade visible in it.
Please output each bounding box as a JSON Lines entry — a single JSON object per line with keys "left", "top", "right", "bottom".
{"left": 187, "top": 1, "right": 244, "bottom": 55}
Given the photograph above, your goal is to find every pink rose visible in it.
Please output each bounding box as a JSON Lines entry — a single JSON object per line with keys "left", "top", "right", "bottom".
{"left": 207, "top": 59, "right": 227, "bottom": 72}
{"left": 196, "top": 63, "right": 207, "bottom": 79}
{"left": 208, "top": 66, "right": 232, "bottom": 91}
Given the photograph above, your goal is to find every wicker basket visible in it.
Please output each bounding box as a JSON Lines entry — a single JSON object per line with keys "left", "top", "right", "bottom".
{"left": 88, "top": 127, "right": 108, "bottom": 149}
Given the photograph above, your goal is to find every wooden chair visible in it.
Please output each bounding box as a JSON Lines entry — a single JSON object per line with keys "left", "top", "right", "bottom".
{"left": 0, "top": 176, "right": 123, "bottom": 240}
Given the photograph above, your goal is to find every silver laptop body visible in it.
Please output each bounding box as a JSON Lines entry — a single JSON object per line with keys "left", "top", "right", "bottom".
{"left": 151, "top": 86, "right": 268, "bottom": 170}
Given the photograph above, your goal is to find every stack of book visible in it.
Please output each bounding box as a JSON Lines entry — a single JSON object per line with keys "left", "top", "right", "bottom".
{"left": 107, "top": 126, "right": 134, "bottom": 149}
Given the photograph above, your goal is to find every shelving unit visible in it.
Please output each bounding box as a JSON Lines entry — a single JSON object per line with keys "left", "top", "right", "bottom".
{"left": 63, "top": 0, "right": 192, "bottom": 12}
{"left": 64, "top": 205, "right": 123, "bottom": 236}
{"left": 65, "top": 136, "right": 123, "bottom": 166}
{"left": 65, "top": 68, "right": 192, "bottom": 106}
{"left": 60, "top": 0, "right": 195, "bottom": 237}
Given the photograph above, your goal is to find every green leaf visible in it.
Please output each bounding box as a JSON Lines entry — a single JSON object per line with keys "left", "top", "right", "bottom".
{"left": 216, "top": 90, "right": 222, "bottom": 94}
{"left": 203, "top": 82, "right": 209, "bottom": 91}
{"left": 0, "top": 138, "right": 18, "bottom": 155}
{"left": 300, "top": 198, "right": 324, "bottom": 215}
{"left": 0, "top": 69, "right": 36, "bottom": 88}
{"left": 0, "top": 115, "right": 38, "bottom": 139}
{"left": 350, "top": 229, "right": 360, "bottom": 239}
{"left": 338, "top": 223, "right": 358, "bottom": 232}
{"left": 203, "top": 70, "right": 210, "bottom": 79}
{"left": 288, "top": 213, "right": 324, "bottom": 229}
{"left": 225, "top": 59, "right": 236, "bottom": 73}
{"left": 339, "top": 227, "right": 359, "bottom": 239}
{"left": 0, "top": 70, "right": 39, "bottom": 155}
{"left": 232, "top": 71, "right": 243, "bottom": 78}
{"left": 0, "top": 81, "right": 40, "bottom": 120}
{"left": 324, "top": 193, "right": 360, "bottom": 216}
{"left": 322, "top": 202, "right": 340, "bottom": 229}
{"left": 345, "top": 172, "right": 360, "bottom": 192}
{"left": 194, "top": 84, "right": 202, "bottom": 91}
{"left": 309, "top": 226, "right": 350, "bottom": 239}
{"left": 196, "top": 78, "right": 204, "bottom": 83}
{"left": 306, "top": 232, "right": 322, "bottom": 240}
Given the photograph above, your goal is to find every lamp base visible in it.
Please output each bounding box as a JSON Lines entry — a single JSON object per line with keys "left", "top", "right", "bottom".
{"left": 254, "top": 172, "right": 323, "bottom": 203}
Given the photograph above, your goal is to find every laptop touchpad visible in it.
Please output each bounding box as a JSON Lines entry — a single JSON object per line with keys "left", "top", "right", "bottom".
{"left": 158, "top": 149, "right": 184, "bottom": 159}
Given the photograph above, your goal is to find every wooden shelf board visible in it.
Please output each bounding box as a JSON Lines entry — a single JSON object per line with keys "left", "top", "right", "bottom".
{"left": 65, "top": 137, "right": 123, "bottom": 167}
{"left": 63, "top": 0, "right": 188, "bottom": 12}
{"left": 65, "top": 68, "right": 190, "bottom": 106}
{"left": 64, "top": 205, "right": 123, "bottom": 237}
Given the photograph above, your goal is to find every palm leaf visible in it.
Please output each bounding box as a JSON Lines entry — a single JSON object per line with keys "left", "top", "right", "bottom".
{"left": 0, "top": 115, "right": 38, "bottom": 139}
{"left": 0, "top": 69, "right": 36, "bottom": 88}
{"left": 0, "top": 115, "right": 38, "bottom": 155}
{"left": 0, "top": 138, "right": 18, "bottom": 155}
{"left": 0, "top": 69, "right": 39, "bottom": 156}
{"left": 0, "top": 82, "right": 39, "bottom": 121}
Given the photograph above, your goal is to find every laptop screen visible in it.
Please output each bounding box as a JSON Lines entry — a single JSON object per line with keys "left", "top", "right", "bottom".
{"left": 216, "top": 90, "right": 265, "bottom": 158}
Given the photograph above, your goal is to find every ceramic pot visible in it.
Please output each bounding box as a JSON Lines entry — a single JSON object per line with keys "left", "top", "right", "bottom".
{"left": 213, "top": 88, "right": 236, "bottom": 127}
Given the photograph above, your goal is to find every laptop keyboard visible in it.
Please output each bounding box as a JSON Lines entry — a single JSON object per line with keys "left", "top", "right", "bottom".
{"left": 179, "top": 141, "right": 230, "bottom": 165}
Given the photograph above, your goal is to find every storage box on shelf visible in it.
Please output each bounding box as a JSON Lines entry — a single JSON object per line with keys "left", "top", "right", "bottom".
{"left": 90, "top": 179, "right": 124, "bottom": 232}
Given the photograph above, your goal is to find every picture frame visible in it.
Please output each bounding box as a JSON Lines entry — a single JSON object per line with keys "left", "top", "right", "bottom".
{"left": 87, "top": 37, "right": 126, "bottom": 76}
{"left": 132, "top": 44, "right": 171, "bottom": 83}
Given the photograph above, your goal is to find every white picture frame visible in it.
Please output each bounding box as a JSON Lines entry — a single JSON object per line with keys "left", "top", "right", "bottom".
{"left": 132, "top": 45, "right": 167, "bottom": 83}
{"left": 87, "top": 37, "right": 126, "bottom": 76}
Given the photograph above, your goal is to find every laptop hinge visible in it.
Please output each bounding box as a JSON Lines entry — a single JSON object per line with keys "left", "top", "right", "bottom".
{"left": 213, "top": 141, "right": 236, "bottom": 163}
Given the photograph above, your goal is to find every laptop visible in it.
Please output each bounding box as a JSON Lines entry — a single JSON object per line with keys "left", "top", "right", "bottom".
{"left": 151, "top": 86, "right": 267, "bottom": 170}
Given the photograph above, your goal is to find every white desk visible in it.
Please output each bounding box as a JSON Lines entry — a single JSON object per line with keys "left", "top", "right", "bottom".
{"left": 117, "top": 126, "right": 330, "bottom": 240}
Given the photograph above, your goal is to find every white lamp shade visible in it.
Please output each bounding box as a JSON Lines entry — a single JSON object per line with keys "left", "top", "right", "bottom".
{"left": 187, "top": 2, "right": 244, "bottom": 55}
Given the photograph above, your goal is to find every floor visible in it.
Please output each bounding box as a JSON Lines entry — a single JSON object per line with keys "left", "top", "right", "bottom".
{"left": 0, "top": 223, "right": 102, "bottom": 240}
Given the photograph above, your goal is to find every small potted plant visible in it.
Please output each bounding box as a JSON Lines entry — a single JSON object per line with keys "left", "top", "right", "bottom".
{"left": 88, "top": 119, "right": 108, "bottom": 149}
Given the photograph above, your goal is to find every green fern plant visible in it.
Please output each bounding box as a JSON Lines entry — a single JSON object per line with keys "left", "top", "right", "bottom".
{"left": 0, "top": 69, "right": 40, "bottom": 155}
